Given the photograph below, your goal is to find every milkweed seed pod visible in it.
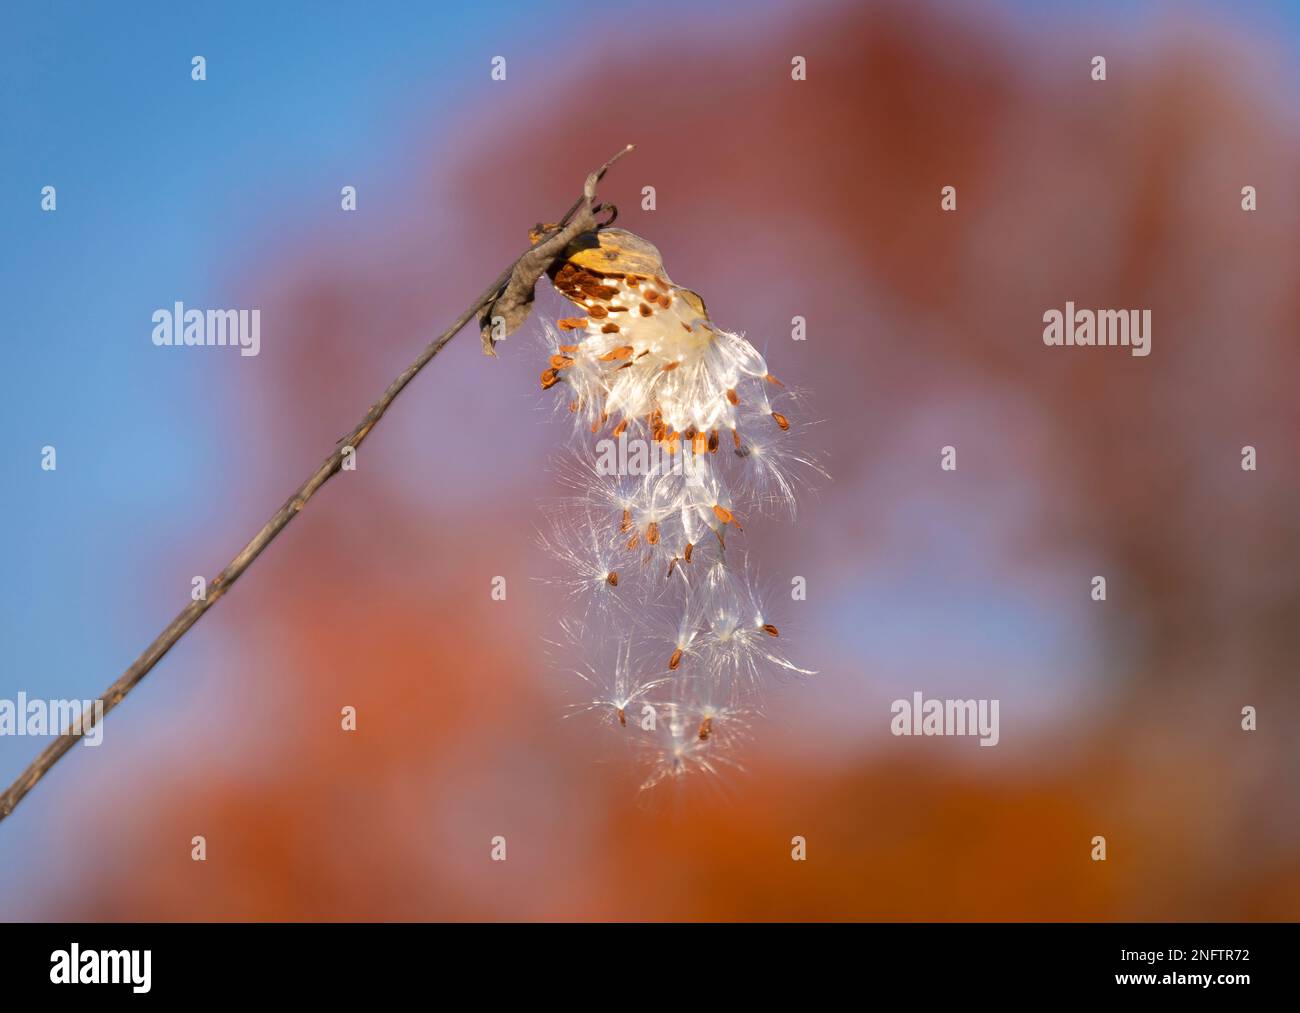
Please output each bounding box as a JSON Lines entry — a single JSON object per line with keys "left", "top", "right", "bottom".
{"left": 536, "top": 226, "right": 825, "bottom": 791}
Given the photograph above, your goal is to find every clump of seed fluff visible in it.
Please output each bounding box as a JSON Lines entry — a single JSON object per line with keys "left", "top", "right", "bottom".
{"left": 536, "top": 227, "right": 824, "bottom": 791}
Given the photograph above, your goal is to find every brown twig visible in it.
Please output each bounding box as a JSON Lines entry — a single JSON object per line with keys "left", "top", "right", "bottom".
{"left": 0, "top": 143, "right": 635, "bottom": 824}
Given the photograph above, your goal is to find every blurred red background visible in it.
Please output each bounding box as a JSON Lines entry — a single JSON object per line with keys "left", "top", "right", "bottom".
{"left": 11, "top": 0, "right": 1300, "bottom": 920}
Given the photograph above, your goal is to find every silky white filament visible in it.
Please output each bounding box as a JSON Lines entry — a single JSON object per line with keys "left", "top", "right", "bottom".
{"left": 536, "top": 228, "right": 825, "bottom": 790}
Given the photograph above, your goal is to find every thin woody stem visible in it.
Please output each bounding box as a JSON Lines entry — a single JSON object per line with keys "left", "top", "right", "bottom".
{"left": 0, "top": 144, "right": 635, "bottom": 824}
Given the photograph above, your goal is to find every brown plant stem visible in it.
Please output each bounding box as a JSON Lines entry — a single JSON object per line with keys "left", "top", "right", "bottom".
{"left": 0, "top": 144, "right": 635, "bottom": 824}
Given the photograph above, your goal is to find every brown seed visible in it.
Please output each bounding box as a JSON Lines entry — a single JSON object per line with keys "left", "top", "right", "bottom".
{"left": 617, "top": 707, "right": 627, "bottom": 726}
{"left": 626, "top": 275, "right": 640, "bottom": 287}
{"left": 646, "top": 521, "right": 660, "bottom": 544}
{"left": 713, "top": 504, "right": 733, "bottom": 525}
{"left": 607, "top": 571, "right": 619, "bottom": 587}
{"left": 627, "top": 533, "right": 639, "bottom": 549}
{"left": 772, "top": 411, "right": 790, "bottom": 431}
{"left": 607, "top": 305, "right": 628, "bottom": 313}
{"left": 540, "top": 368, "right": 560, "bottom": 390}
{"left": 680, "top": 322, "right": 694, "bottom": 333}
{"left": 683, "top": 542, "right": 693, "bottom": 562}
{"left": 762, "top": 623, "right": 779, "bottom": 637}
{"left": 698, "top": 717, "right": 713, "bottom": 741}
{"left": 726, "top": 389, "right": 739, "bottom": 405}
{"left": 588, "top": 304, "right": 609, "bottom": 318}
{"left": 644, "top": 289, "right": 660, "bottom": 305}
{"left": 639, "top": 303, "right": 653, "bottom": 317}
{"left": 668, "top": 647, "right": 683, "bottom": 671}
{"left": 661, "top": 295, "right": 672, "bottom": 308}
{"left": 708, "top": 429, "right": 719, "bottom": 453}
{"left": 598, "top": 345, "right": 634, "bottom": 361}
{"left": 559, "top": 343, "right": 579, "bottom": 353}
{"left": 601, "top": 323, "right": 620, "bottom": 334}
{"left": 557, "top": 317, "right": 588, "bottom": 331}
{"left": 549, "top": 354, "right": 574, "bottom": 369}
{"left": 594, "top": 285, "right": 618, "bottom": 299}
{"left": 621, "top": 508, "right": 632, "bottom": 533}
{"left": 732, "top": 428, "right": 741, "bottom": 449}
{"left": 661, "top": 361, "right": 680, "bottom": 372}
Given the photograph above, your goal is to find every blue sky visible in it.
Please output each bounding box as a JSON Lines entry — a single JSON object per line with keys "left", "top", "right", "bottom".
{"left": 0, "top": 0, "right": 551, "bottom": 860}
